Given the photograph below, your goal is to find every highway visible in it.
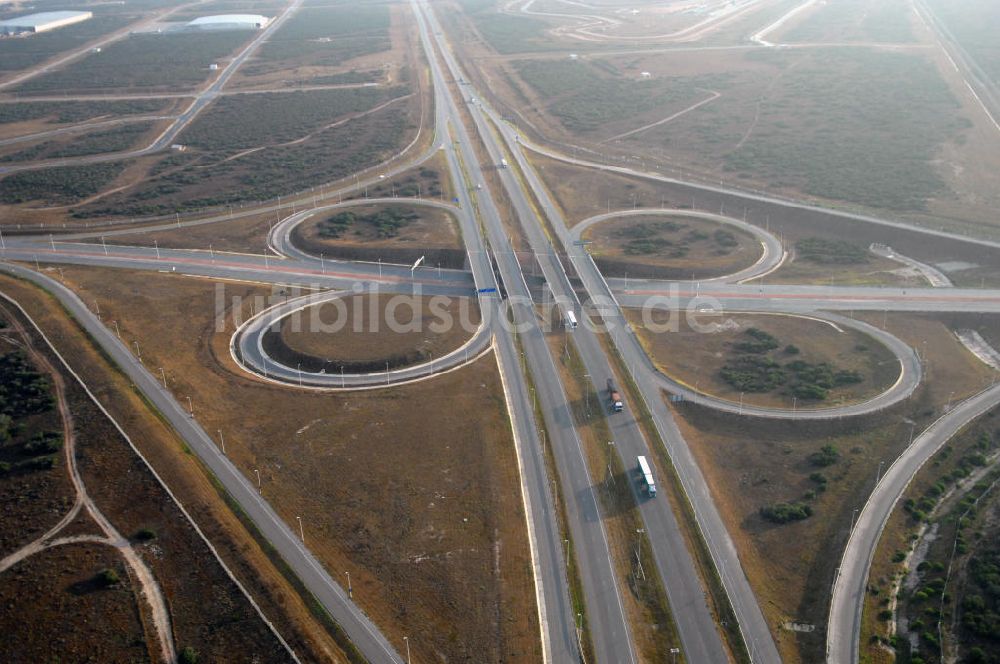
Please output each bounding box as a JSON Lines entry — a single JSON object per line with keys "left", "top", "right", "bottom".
{"left": 415, "top": 1, "right": 632, "bottom": 659}
{"left": 432, "top": 13, "right": 736, "bottom": 662}
{"left": 4, "top": 0, "right": 1000, "bottom": 659}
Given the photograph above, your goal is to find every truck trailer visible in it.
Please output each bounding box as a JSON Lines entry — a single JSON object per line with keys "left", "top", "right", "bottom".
{"left": 637, "top": 455, "right": 656, "bottom": 497}
{"left": 607, "top": 378, "right": 623, "bottom": 412}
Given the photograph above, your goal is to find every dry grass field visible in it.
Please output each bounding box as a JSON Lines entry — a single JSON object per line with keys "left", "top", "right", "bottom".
{"left": 0, "top": 271, "right": 354, "bottom": 662}
{"left": 275, "top": 293, "right": 479, "bottom": 370}
{"left": 57, "top": 266, "right": 542, "bottom": 663}
{"left": 292, "top": 202, "right": 464, "bottom": 268}
{"left": 582, "top": 213, "right": 762, "bottom": 280}
{"left": 0, "top": 544, "right": 151, "bottom": 662}
{"left": 668, "top": 311, "right": 997, "bottom": 663}
{"left": 629, "top": 310, "right": 900, "bottom": 409}
{"left": 763, "top": 251, "right": 926, "bottom": 287}
{"left": 0, "top": 286, "right": 290, "bottom": 662}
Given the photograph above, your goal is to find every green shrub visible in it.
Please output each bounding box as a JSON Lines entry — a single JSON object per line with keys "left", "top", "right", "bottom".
{"left": 760, "top": 502, "right": 813, "bottom": 524}
{"left": 96, "top": 568, "right": 119, "bottom": 587}
{"left": 810, "top": 445, "right": 841, "bottom": 467}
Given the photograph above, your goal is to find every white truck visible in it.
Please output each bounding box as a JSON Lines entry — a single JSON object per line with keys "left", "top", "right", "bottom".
{"left": 500, "top": 158, "right": 508, "bottom": 169}
{"left": 637, "top": 456, "right": 657, "bottom": 498}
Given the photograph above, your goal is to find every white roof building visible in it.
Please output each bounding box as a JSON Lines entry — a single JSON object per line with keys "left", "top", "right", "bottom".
{"left": 0, "top": 10, "right": 93, "bottom": 35}
{"left": 186, "top": 14, "right": 271, "bottom": 31}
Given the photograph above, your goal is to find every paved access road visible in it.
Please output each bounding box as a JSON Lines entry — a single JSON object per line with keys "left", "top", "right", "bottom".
{"left": 570, "top": 207, "right": 787, "bottom": 285}
{"left": 230, "top": 286, "right": 494, "bottom": 389}
{"left": 827, "top": 382, "right": 1000, "bottom": 663}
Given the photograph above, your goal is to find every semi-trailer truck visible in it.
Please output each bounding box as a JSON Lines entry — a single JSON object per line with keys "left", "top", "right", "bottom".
{"left": 607, "top": 378, "right": 623, "bottom": 412}
{"left": 637, "top": 455, "right": 656, "bottom": 497}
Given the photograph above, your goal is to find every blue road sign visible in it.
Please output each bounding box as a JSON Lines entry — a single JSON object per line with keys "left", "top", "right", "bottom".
{"left": 478, "top": 287, "right": 498, "bottom": 294}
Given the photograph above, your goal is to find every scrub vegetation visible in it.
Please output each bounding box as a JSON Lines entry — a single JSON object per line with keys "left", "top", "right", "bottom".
{"left": 14, "top": 32, "right": 254, "bottom": 93}
{"left": 718, "top": 49, "right": 968, "bottom": 211}
{"left": 0, "top": 121, "right": 158, "bottom": 163}
{"left": 70, "top": 88, "right": 414, "bottom": 216}
{"left": 0, "top": 100, "right": 170, "bottom": 128}
{"left": 514, "top": 59, "right": 714, "bottom": 135}
{"left": 461, "top": 0, "right": 549, "bottom": 54}
{"left": 781, "top": 0, "right": 915, "bottom": 43}
{"left": 181, "top": 86, "right": 406, "bottom": 149}
{"left": 246, "top": 3, "right": 390, "bottom": 74}
{"left": 0, "top": 162, "right": 127, "bottom": 204}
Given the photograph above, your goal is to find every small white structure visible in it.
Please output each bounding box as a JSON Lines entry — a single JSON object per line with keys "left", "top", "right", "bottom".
{"left": 0, "top": 10, "right": 93, "bottom": 36}
{"left": 569, "top": 53, "right": 578, "bottom": 60}
{"left": 186, "top": 14, "right": 271, "bottom": 31}
{"left": 639, "top": 71, "right": 652, "bottom": 79}
{"left": 208, "top": 63, "right": 219, "bottom": 71}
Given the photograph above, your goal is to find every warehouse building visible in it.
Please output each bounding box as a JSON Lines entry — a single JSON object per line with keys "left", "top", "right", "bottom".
{"left": 185, "top": 14, "right": 271, "bottom": 31}
{"left": 0, "top": 10, "right": 93, "bottom": 36}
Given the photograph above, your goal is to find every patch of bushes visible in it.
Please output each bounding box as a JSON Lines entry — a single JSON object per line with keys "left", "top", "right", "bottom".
{"left": 318, "top": 206, "right": 419, "bottom": 240}
{"left": 760, "top": 502, "right": 813, "bottom": 524}
{"left": 718, "top": 327, "right": 867, "bottom": 400}
{"left": 810, "top": 445, "right": 841, "bottom": 467}
{"left": 0, "top": 351, "right": 54, "bottom": 418}
{"left": 1, "top": 162, "right": 126, "bottom": 205}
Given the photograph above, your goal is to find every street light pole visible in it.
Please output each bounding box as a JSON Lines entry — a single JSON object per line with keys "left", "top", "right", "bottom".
{"left": 158, "top": 367, "right": 167, "bottom": 388}
{"left": 296, "top": 516, "right": 304, "bottom": 543}
{"left": 403, "top": 636, "right": 411, "bottom": 664}
{"left": 133, "top": 340, "right": 142, "bottom": 363}
{"left": 217, "top": 429, "right": 226, "bottom": 454}
{"left": 254, "top": 468, "right": 261, "bottom": 494}
{"left": 345, "top": 571, "right": 352, "bottom": 599}
{"left": 186, "top": 396, "right": 194, "bottom": 417}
